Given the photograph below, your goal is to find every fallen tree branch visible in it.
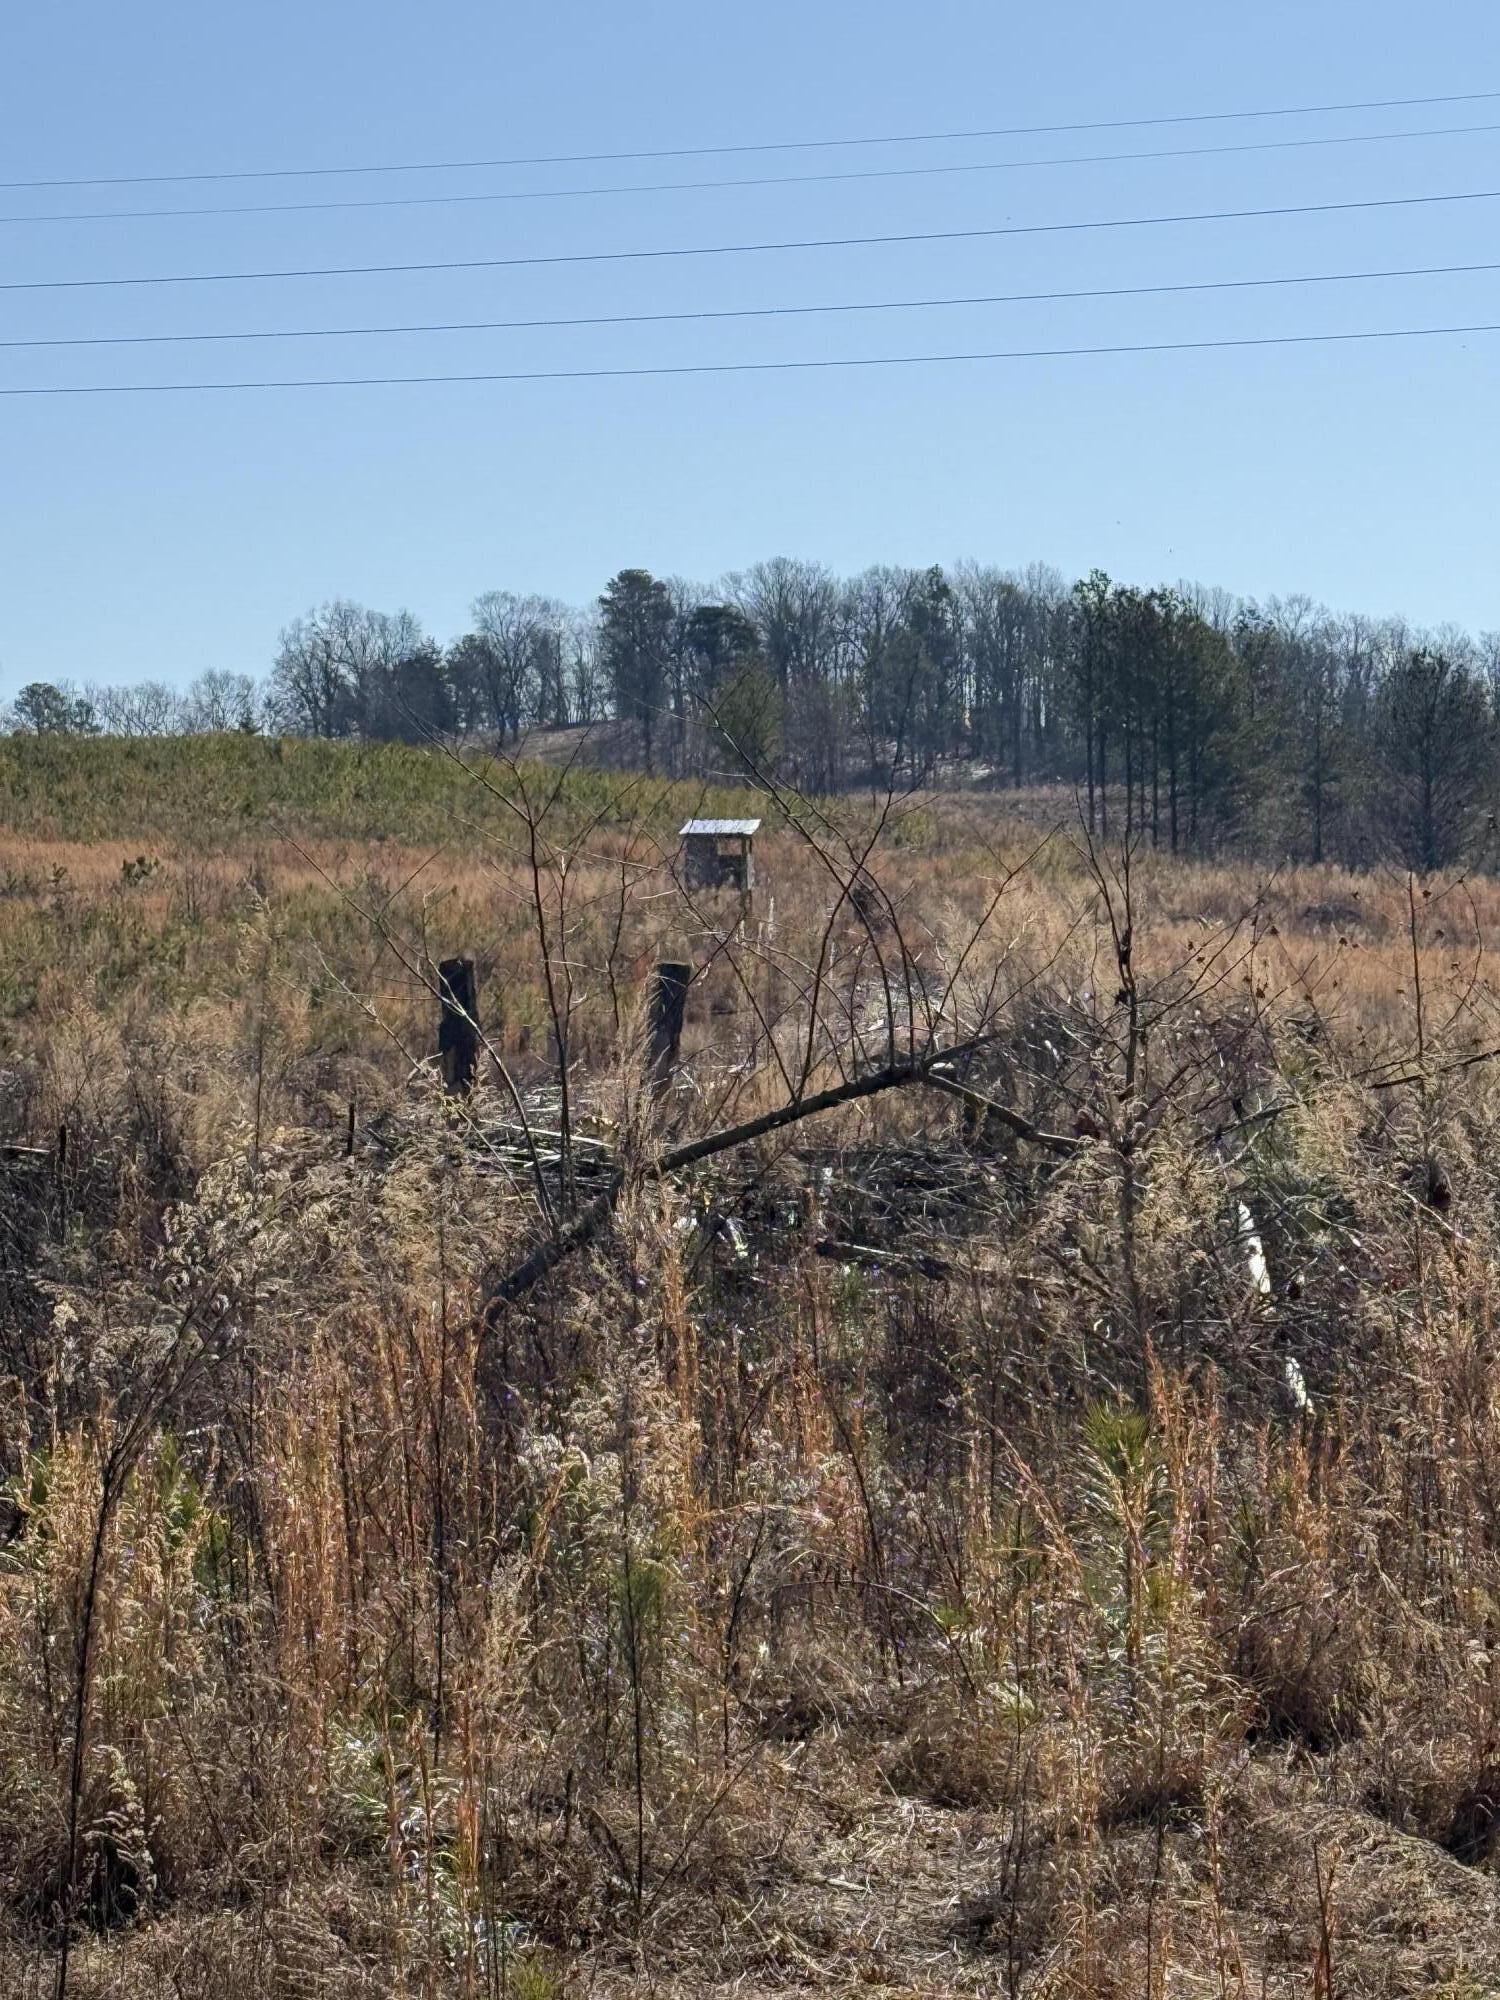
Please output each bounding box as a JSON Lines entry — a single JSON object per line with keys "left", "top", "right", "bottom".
{"left": 483, "top": 1035, "right": 1057, "bottom": 1317}
{"left": 1366, "top": 1041, "right": 1500, "bottom": 1091}
{"left": 919, "top": 1071, "right": 1085, "bottom": 1154}
{"left": 815, "top": 1238, "right": 953, "bottom": 1281}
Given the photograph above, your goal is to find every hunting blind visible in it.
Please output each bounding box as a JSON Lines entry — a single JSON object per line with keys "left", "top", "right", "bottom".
{"left": 679, "top": 817, "right": 761, "bottom": 892}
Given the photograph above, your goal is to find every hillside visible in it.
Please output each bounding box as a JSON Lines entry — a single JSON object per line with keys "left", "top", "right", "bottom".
{"left": 0, "top": 730, "right": 764, "bottom": 845}
{"left": 4, "top": 736, "right": 1500, "bottom": 1997}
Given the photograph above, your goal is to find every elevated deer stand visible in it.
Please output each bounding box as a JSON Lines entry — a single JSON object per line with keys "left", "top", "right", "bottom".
{"left": 679, "top": 818, "right": 760, "bottom": 895}
{"left": 680, "top": 817, "right": 762, "bottom": 938}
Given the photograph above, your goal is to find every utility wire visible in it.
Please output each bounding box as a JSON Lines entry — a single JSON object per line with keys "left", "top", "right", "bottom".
{"left": 5, "top": 258, "right": 1497, "bottom": 352}
{"left": 5, "top": 88, "right": 1500, "bottom": 190}
{"left": 4, "top": 319, "right": 1497, "bottom": 395}
{"left": 6, "top": 120, "right": 1500, "bottom": 226}
{"left": 8, "top": 185, "right": 1500, "bottom": 294}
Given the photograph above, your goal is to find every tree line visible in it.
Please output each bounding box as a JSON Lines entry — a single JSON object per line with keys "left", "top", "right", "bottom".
{"left": 7, "top": 558, "right": 1500, "bottom": 872}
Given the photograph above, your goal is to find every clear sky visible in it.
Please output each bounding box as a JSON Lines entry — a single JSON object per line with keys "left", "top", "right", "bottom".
{"left": 3, "top": 1, "right": 1499, "bottom": 697}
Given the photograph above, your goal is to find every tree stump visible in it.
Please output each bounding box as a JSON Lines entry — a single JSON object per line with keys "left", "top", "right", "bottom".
{"left": 647, "top": 961, "right": 691, "bottom": 1092}
{"left": 437, "top": 958, "right": 480, "bottom": 1096}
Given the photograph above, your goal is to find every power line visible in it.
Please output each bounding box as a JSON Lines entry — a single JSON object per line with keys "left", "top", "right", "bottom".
{"left": 7, "top": 120, "right": 1500, "bottom": 226}
{"left": 4, "top": 319, "right": 1497, "bottom": 395}
{"left": 8, "top": 185, "right": 1500, "bottom": 294}
{"left": 5, "top": 88, "right": 1500, "bottom": 191}
{"left": 5, "top": 259, "right": 1497, "bottom": 352}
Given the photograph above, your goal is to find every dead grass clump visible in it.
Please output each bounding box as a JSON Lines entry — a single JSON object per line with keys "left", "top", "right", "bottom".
{"left": 1233, "top": 1595, "right": 1376, "bottom": 1753}
{"left": 880, "top": 1682, "right": 1037, "bottom": 1809}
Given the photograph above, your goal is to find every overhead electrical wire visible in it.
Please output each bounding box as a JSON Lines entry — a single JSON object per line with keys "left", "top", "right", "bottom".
{"left": 4, "top": 258, "right": 1497, "bottom": 352}
{"left": 5, "top": 87, "right": 1500, "bottom": 190}
{"left": 8, "top": 184, "right": 1500, "bottom": 293}
{"left": 5, "top": 320, "right": 1499, "bottom": 396}
{"left": 5, "top": 120, "right": 1499, "bottom": 226}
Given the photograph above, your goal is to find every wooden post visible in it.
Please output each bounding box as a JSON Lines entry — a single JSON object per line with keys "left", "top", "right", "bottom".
{"left": 647, "top": 961, "right": 690, "bottom": 1092}
{"left": 437, "top": 957, "right": 480, "bottom": 1096}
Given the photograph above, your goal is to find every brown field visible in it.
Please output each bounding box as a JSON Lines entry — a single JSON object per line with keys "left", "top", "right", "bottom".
{"left": 6, "top": 742, "right": 1500, "bottom": 1997}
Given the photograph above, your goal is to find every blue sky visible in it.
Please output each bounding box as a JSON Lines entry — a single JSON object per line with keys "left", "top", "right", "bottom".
{"left": 3, "top": 0, "right": 1499, "bottom": 697}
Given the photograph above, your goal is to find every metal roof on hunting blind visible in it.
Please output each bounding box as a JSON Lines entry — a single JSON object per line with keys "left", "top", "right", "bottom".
{"left": 678, "top": 818, "right": 762, "bottom": 837}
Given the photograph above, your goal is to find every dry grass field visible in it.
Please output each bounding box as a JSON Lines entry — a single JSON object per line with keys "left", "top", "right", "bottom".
{"left": 6, "top": 735, "right": 1500, "bottom": 1997}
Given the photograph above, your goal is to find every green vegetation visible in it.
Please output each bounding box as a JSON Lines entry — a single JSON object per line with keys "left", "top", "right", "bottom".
{"left": 0, "top": 730, "right": 764, "bottom": 846}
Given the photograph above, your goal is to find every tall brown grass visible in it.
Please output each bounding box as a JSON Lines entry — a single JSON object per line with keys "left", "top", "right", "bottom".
{"left": 5, "top": 766, "right": 1500, "bottom": 1995}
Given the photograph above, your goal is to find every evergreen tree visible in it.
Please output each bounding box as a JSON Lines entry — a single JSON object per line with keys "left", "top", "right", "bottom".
{"left": 599, "top": 569, "right": 673, "bottom": 775}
